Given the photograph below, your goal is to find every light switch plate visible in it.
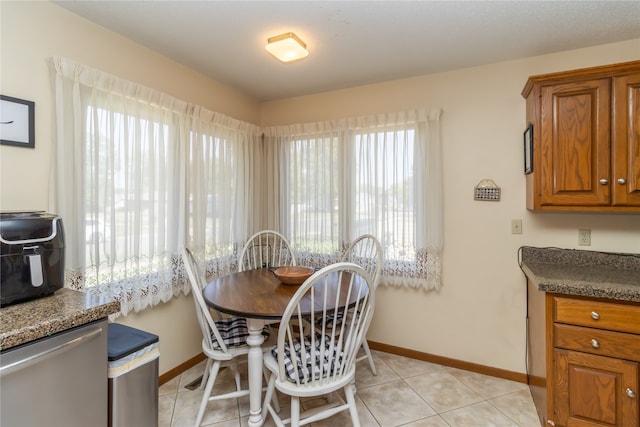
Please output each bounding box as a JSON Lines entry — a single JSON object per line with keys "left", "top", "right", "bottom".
{"left": 511, "top": 219, "right": 522, "bottom": 234}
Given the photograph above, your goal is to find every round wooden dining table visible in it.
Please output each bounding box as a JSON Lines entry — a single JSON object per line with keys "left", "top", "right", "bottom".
{"left": 202, "top": 267, "right": 365, "bottom": 427}
{"left": 203, "top": 268, "right": 312, "bottom": 320}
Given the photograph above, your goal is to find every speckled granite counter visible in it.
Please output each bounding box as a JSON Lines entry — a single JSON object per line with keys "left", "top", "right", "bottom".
{"left": 0, "top": 288, "right": 120, "bottom": 351}
{"left": 520, "top": 246, "right": 640, "bottom": 303}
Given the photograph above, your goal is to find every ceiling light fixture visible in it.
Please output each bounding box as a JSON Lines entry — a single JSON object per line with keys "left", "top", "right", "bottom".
{"left": 265, "top": 32, "right": 308, "bottom": 63}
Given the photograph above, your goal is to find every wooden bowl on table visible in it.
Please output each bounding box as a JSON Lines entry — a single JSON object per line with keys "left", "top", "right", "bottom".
{"left": 272, "top": 266, "right": 315, "bottom": 285}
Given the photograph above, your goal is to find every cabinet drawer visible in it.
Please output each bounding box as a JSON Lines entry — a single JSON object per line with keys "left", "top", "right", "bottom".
{"left": 554, "top": 296, "right": 640, "bottom": 334}
{"left": 554, "top": 323, "right": 640, "bottom": 362}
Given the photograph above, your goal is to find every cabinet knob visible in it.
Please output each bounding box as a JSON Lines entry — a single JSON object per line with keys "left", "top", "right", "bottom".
{"left": 591, "top": 311, "right": 600, "bottom": 320}
{"left": 599, "top": 178, "right": 609, "bottom": 185}
{"left": 591, "top": 339, "right": 600, "bottom": 349}
{"left": 627, "top": 388, "right": 636, "bottom": 398}
{"left": 617, "top": 178, "right": 627, "bottom": 185}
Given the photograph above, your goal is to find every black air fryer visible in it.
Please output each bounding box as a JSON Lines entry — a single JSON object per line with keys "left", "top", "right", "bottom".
{"left": 0, "top": 211, "right": 65, "bottom": 307}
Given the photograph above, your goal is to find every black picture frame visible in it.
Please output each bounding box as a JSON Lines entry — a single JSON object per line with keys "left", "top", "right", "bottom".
{"left": 0, "top": 95, "right": 35, "bottom": 149}
{"left": 523, "top": 123, "right": 533, "bottom": 174}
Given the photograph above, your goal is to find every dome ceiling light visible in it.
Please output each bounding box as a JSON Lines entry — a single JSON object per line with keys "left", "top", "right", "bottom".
{"left": 265, "top": 32, "right": 308, "bottom": 63}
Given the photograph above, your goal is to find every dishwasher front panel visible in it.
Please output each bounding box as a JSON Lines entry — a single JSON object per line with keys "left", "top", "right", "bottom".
{"left": 1, "top": 319, "right": 108, "bottom": 427}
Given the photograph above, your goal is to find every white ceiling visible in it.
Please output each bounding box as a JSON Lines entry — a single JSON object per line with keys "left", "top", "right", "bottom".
{"left": 52, "top": 1, "right": 640, "bottom": 101}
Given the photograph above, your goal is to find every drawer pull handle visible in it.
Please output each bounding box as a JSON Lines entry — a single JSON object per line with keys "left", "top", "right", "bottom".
{"left": 627, "top": 388, "right": 636, "bottom": 398}
{"left": 591, "top": 311, "right": 600, "bottom": 320}
{"left": 591, "top": 339, "right": 600, "bottom": 349}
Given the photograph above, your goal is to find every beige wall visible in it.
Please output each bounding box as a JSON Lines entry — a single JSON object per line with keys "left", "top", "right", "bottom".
{"left": 0, "top": 1, "right": 260, "bottom": 374}
{"left": 1, "top": 1, "right": 639, "bottom": 376}
{"left": 261, "top": 39, "right": 640, "bottom": 372}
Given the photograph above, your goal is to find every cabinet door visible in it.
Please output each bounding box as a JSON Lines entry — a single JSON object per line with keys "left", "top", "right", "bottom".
{"left": 540, "top": 79, "right": 611, "bottom": 206}
{"left": 553, "top": 349, "right": 639, "bottom": 427}
{"left": 613, "top": 72, "right": 640, "bottom": 206}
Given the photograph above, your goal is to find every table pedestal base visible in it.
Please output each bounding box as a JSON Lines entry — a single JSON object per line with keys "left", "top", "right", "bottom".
{"left": 246, "top": 318, "right": 266, "bottom": 427}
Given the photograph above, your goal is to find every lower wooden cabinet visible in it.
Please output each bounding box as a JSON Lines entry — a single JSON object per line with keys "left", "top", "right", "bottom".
{"left": 546, "top": 295, "right": 640, "bottom": 427}
{"left": 553, "top": 349, "right": 639, "bottom": 426}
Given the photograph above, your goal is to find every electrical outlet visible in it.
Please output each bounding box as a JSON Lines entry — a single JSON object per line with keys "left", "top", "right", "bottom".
{"left": 511, "top": 219, "right": 522, "bottom": 234}
{"left": 578, "top": 229, "right": 591, "bottom": 246}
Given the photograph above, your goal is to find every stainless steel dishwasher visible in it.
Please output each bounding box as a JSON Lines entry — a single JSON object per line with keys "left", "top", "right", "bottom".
{"left": 1, "top": 319, "right": 108, "bottom": 427}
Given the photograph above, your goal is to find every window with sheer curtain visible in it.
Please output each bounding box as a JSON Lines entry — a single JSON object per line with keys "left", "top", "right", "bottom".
{"left": 185, "top": 114, "right": 263, "bottom": 279}
{"left": 262, "top": 109, "right": 443, "bottom": 290}
{"left": 50, "top": 57, "right": 443, "bottom": 316}
{"left": 49, "top": 57, "right": 261, "bottom": 315}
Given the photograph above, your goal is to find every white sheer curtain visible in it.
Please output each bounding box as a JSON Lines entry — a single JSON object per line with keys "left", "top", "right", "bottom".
{"left": 262, "top": 109, "right": 443, "bottom": 290}
{"left": 49, "top": 57, "right": 260, "bottom": 314}
{"left": 185, "top": 108, "right": 263, "bottom": 279}
{"left": 49, "top": 56, "right": 443, "bottom": 316}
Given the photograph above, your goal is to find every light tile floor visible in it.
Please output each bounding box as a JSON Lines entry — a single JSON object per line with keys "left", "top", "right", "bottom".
{"left": 159, "top": 349, "right": 542, "bottom": 427}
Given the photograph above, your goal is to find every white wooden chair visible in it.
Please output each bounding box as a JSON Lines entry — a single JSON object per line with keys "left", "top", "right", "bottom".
{"left": 238, "top": 230, "right": 297, "bottom": 271}
{"left": 182, "top": 248, "right": 273, "bottom": 427}
{"left": 340, "top": 234, "right": 383, "bottom": 375}
{"left": 262, "top": 262, "right": 376, "bottom": 427}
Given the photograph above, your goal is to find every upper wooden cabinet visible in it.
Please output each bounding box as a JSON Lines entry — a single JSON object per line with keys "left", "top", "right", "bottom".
{"left": 522, "top": 61, "right": 640, "bottom": 212}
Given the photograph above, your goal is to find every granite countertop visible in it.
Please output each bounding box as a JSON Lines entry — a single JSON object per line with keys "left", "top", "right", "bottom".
{"left": 0, "top": 288, "right": 120, "bottom": 351}
{"left": 520, "top": 246, "right": 640, "bottom": 303}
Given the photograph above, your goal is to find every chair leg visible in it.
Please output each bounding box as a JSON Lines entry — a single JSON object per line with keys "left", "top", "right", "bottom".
{"left": 345, "top": 382, "right": 361, "bottom": 427}
{"left": 290, "top": 396, "right": 301, "bottom": 427}
{"left": 261, "top": 372, "right": 277, "bottom": 421}
{"left": 362, "top": 340, "right": 377, "bottom": 376}
{"left": 266, "top": 401, "right": 285, "bottom": 427}
{"left": 232, "top": 359, "right": 242, "bottom": 391}
{"left": 263, "top": 367, "right": 280, "bottom": 414}
{"left": 199, "top": 358, "right": 212, "bottom": 390}
{"left": 195, "top": 360, "right": 220, "bottom": 427}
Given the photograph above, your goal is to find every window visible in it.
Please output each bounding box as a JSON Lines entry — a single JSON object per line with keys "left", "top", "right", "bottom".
{"left": 185, "top": 123, "right": 263, "bottom": 278}
{"left": 50, "top": 57, "right": 262, "bottom": 315}
{"left": 83, "top": 105, "right": 174, "bottom": 270}
{"left": 263, "top": 109, "right": 443, "bottom": 290}
{"left": 288, "top": 135, "right": 340, "bottom": 255}
{"left": 352, "top": 129, "right": 417, "bottom": 262}
{"left": 51, "top": 57, "right": 443, "bottom": 316}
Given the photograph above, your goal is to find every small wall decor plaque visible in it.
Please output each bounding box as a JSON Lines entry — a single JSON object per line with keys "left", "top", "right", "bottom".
{"left": 0, "top": 95, "right": 35, "bottom": 148}
{"left": 474, "top": 179, "right": 501, "bottom": 201}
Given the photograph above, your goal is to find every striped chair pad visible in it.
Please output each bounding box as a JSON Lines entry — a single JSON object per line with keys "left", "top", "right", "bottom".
{"left": 272, "top": 334, "right": 344, "bottom": 383}
{"left": 210, "top": 317, "right": 270, "bottom": 350}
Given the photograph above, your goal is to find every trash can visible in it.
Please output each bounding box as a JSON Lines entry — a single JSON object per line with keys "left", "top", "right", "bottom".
{"left": 108, "top": 323, "right": 159, "bottom": 427}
